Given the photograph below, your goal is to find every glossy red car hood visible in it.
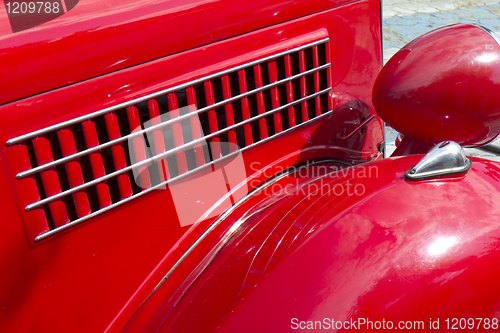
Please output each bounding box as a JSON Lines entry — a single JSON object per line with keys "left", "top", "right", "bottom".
{"left": 0, "top": 0, "right": 353, "bottom": 105}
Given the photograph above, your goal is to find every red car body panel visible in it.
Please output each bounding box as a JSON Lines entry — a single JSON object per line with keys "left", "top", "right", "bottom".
{"left": 5, "top": 0, "right": 499, "bottom": 331}
{"left": 0, "top": 0, "right": 384, "bottom": 332}
{"left": 127, "top": 156, "right": 500, "bottom": 332}
{"left": 0, "top": 0, "right": 355, "bottom": 105}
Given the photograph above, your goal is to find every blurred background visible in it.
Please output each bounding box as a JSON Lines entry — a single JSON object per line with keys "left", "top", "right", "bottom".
{"left": 382, "top": 0, "right": 500, "bottom": 160}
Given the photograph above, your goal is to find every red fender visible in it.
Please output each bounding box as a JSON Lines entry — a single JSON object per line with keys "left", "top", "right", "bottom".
{"left": 125, "top": 156, "right": 500, "bottom": 332}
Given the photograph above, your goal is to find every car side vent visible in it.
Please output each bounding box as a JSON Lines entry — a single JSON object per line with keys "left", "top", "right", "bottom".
{"left": 7, "top": 38, "right": 331, "bottom": 242}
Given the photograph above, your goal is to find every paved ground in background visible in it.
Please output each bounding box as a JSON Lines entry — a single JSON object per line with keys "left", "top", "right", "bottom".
{"left": 382, "top": 0, "right": 500, "bottom": 161}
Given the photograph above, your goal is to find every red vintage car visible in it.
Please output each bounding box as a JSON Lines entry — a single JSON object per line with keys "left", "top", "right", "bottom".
{"left": 1, "top": 0, "right": 500, "bottom": 332}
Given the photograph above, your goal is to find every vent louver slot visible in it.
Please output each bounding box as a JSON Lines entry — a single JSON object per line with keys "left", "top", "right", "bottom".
{"left": 7, "top": 38, "right": 332, "bottom": 242}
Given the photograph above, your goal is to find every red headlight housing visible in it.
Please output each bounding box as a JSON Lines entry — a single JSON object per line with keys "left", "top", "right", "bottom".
{"left": 374, "top": 23, "right": 500, "bottom": 149}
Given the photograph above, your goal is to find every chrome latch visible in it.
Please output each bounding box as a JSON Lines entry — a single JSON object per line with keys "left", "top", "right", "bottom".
{"left": 405, "top": 141, "right": 471, "bottom": 181}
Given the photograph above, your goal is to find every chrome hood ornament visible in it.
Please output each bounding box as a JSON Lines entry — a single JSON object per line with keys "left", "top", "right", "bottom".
{"left": 405, "top": 141, "right": 471, "bottom": 181}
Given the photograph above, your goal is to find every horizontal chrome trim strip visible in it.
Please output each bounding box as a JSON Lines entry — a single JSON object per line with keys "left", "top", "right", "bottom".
{"left": 26, "top": 88, "right": 331, "bottom": 211}
{"left": 16, "top": 63, "right": 331, "bottom": 179}
{"left": 7, "top": 38, "right": 329, "bottom": 147}
{"left": 34, "top": 109, "right": 333, "bottom": 242}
